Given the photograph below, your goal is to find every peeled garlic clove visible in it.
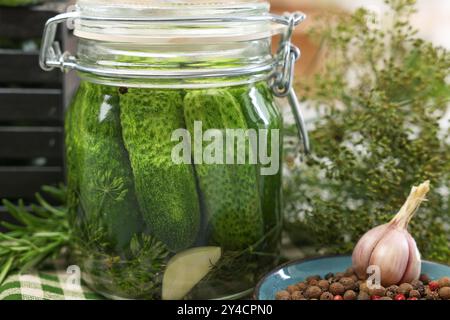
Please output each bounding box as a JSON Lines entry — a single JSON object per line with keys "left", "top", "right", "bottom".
{"left": 369, "top": 228, "right": 410, "bottom": 286}
{"left": 400, "top": 232, "right": 421, "bottom": 283}
{"left": 352, "top": 224, "right": 389, "bottom": 279}
{"left": 162, "top": 246, "right": 221, "bottom": 300}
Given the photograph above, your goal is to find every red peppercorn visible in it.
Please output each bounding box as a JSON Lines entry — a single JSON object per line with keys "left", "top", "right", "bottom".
{"left": 371, "top": 295, "right": 381, "bottom": 300}
{"left": 407, "top": 297, "right": 418, "bottom": 300}
{"left": 419, "top": 274, "right": 430, "bottom": 285}
{"left": 429, "top": 281, "right": 439, "bottom": 291}
{"left": 333, "top": 295, "right": 344, "bottom": 300}
{"left": 394, "top": 294, "right": 406, "bottom": 300}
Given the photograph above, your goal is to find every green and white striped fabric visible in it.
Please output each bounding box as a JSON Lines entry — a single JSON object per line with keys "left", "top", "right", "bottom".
{"left": 0, "top": 271, "right": 103, "bottom": 300}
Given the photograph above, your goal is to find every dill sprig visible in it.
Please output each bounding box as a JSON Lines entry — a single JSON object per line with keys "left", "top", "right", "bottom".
{"left": 72, "top": 232, "right": 170, "bottom": 299}
{"left": 285, "top": 0, "right": 450, "bottom": 262}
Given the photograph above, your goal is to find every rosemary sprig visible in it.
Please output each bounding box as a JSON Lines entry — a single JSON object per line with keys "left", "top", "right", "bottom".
{"left": 0, "top": 185, "right": 69, "bottom": 284}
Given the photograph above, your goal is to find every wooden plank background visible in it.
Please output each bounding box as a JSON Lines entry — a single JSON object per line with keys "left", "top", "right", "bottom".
{"left": 0, "top": 50, "right": 62, "bottom": 86}
{"left": 0, "top": 6, "right": 63, "bottom": 39}
{"left": 0, "top": 88, "right": 63, "bottom": 123}
{"left": 0, "top": 127, "right": 63, "bottom": 159}
{"left": 0, "top": 3, "right": 67, "bottom": 215}
{"left": 0, "top": 166, "right": 63, "bottom": 199}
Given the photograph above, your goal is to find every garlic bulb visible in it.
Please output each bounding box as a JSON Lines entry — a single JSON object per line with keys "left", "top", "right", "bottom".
{"left": 352, "top": 181, "right": 430, "bottom": 287}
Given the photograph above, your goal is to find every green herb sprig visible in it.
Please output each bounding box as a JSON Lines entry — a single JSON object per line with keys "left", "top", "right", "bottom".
{"left": 0, "top": 186, "right": 70, "bottom": 284}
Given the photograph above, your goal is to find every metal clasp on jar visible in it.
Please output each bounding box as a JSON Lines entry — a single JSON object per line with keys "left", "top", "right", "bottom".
{"left": 269, "top": 12, "right": 310, "bottom": 154}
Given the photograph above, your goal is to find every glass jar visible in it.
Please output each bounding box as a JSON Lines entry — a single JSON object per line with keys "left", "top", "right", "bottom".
{"left": 0, "top": 0, "right": 47, "bottom": 7}
{"left": 40, "top": 0, "right": 308, "bottom": 300}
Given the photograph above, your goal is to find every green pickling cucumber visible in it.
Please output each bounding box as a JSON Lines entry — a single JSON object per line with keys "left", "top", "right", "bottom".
{"left": 230, "top": 84, "right": 283, "bottom": 232}
{"left": 0, "top": 0, "right": 43, "bottom": 6}
{"left": 70, "top": 83, "right": 142, "bottom": 251}
{"left": 119, "top": 89, "right": 200, "bottom": 252}
{"left": 184, "top": 89, "right": 264, "bottom": 251}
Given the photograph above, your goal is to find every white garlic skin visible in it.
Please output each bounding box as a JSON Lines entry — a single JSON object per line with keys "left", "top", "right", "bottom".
{"left": 352, "top": 224, "right": 389, "bottom": 279}
{"left": 352, "top": 181, "right": 430, "bottom": 286}
{"left": 352, "top": 223, "right": 421, "bottom": 286}
{"left": 400, "top": 232, "right": 421, "bottom": 283}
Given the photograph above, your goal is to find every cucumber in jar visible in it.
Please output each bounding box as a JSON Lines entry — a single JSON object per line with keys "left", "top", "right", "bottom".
{"left": 119, "top": 89, "right": 201, "bottom": 252}
{"left": 0, "top": 0, "right": 44, "bottom": 6}
{"left": 183, "top": 89, "right": 264, "bottom": 251}
{"left": 67, "top": 83, "right": 143, "bottom": 251}
{"left": 230, "top": 83, "right": 283, "bottom": 248}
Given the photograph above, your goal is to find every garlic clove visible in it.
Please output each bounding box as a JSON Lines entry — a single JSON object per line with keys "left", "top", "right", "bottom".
{"left": 400, "top": 232, "right": 421, "bottom": 283}
{"left": 352, "top": 224, "right": 389, "bottom": 279}
{"left": 369, "top": 227, "right": 410, "bottom": 286}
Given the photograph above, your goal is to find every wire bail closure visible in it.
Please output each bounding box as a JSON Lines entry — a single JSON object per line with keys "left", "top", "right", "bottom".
{"left": 39, "top": 10, "right": 310, "bottom": 154}
{"left": 270, "top": 12, "right": 310, "bottom": 154}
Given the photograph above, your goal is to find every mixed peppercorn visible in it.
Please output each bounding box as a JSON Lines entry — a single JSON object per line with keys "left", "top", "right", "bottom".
{"left": 275, "top": 268, "right": 450, "bottom": 300}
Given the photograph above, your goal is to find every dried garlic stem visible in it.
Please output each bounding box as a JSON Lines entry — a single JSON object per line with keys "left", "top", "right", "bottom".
{"left": 391, "top": 181, "right": 430, "bottom": 228}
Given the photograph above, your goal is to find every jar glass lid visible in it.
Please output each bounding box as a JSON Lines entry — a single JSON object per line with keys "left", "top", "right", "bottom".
{"left": 77, "top": 0, "right": 269, "bottom": 17}
{"left": 73, "top": 0, "right": 283, "bottom": 44}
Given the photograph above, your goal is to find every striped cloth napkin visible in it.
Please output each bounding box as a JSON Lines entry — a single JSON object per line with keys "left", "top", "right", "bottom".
{"left": 0, "top": 271, "right": 103, "bottom": 300}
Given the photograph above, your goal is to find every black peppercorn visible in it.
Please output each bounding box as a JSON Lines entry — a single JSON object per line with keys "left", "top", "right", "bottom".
{"left": 118, "top": 86, "right": 128, "bottom": 95}
{"left": 359, "top": 282, "right": 369, "bottom": 293}
{"left": 426, "top": 291, "right": 440, "bottom": 300}
{"left": 344, "top": 290, "right": 357, "bottom": 300}
{"left": 309, "top": 279, "right": 319, "bottom": 286}
{"left": 291, "top": 291, "right": 305, "bottom": 300}
{"left": 409, "top": 290, "right": 421, "bottom": 299}
{"left": 339, "top": 277, "right": 356, "bottom": 291}
{"left": 287, "top": 285, "right": 299, "bottom": 294}
{"left": 353, "top": 281, "right": 360, "bottom": 292}
{"left": 325, "top": 272, "right": 334, "bottom": 280}
{"left": 297, "top": 282, "right": 307, "bottom": 292}
{"left": 320, "top": 292, "right": 334, "bottom": 300}
{"left": 438, "top": 287, "right": 450, "bottom": 300}
{"left": 304, "top": 286, "right": 322, "bottom": 299}
{"left": 368, "top": 286, "right": 386, "bottom": 297}
{"left": 357, "top": 291, "right": 370, "bottom": 300}
{"left": 318, "top": 280, "right": 330, "bottom": 291}
{"left": 275, "top": 290, "right": 290, "bottom": 300}
{"left": 417, "top": 285, "right": 425, "bottom": 296}
{"left": 398, "top": 283, "right": 413, "bottom": 296}
{"left": 438, "top": 277, "right": 450, "bottom": 288}
{"left": 386, "top": 285, "right": 399, "bottom": 298}
{"left": 410, "top": 279, "right": 423, "bottom": 290}
{"left": 330, "top": 282, "right": 345, "bottom": 296}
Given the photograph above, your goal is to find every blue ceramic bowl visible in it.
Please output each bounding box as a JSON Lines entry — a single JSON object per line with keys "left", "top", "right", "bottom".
{"left": 255, "top": 255, "right": 450, "bottom": 300}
